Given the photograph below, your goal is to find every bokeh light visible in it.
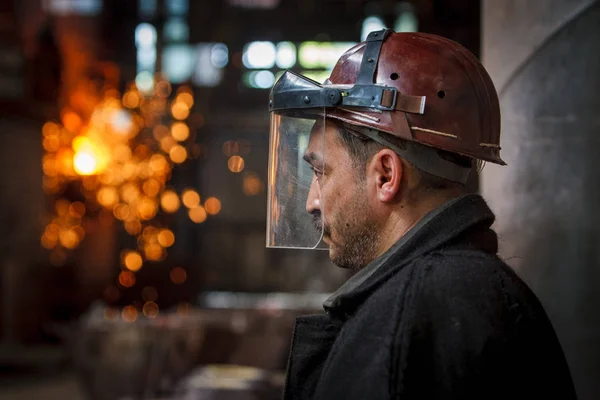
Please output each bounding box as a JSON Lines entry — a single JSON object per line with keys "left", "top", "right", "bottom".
{"left": 204, "top": 197, "right": 222, "bottom": 215}
{"left": 169, "top": 144, "right": 188, "bottom": 163}
{"left": 170, "top": 122, "right": 190, "bottom": 141}
{"left": 171, "top": 102, "right": 190, "bottom": 120}
{"left": 160, "top": 190, "right": 180, "bottom": 213}
{"left": 157, "top": 229, "right": 175, "bottom": 247}
{"left": 124, "top": 251, "right": 143, "bottom": 271}
{"left": 243, "top": 171, "right": 263, "bottom": 196}
{"left": 122, "top": 305, "right": 138, "bottom": 322}
{"left": 170, "top": 267, "right": 187, "bottom": 284}
{"left": 228, "top": 155, "right": 245, "bottom": 173}
{"left": 143, "top": 301, "right": 159, "bottom": 318}
{"left": 118, "top": 271, "right": 136, "bottom": 288}
{"left": 182, "top": 188, "right": 200, "bottom": 208}
{"left": 144, "top": 243, "right": 163, "bottom": 261}
{"left": 188, "top": 206, "right": 207, "bottom": 223}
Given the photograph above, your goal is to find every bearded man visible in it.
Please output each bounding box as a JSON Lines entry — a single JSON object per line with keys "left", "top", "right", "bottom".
{"left": 266, "top": 30, "right": 577, "bottom": 400}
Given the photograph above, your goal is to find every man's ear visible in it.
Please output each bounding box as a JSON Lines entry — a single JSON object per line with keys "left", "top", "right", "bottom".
{"left": 369, "top": 149, "right": 403, "bottom": 203}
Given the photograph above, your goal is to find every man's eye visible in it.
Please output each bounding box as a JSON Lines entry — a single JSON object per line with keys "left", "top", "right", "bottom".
{"left": 312, "top": 169, "right": 323, "bottom": 178}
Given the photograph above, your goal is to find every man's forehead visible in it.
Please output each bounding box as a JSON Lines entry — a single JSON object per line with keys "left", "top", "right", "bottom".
{"left": 307, "top": 119, "right": 338, "bottom": 150}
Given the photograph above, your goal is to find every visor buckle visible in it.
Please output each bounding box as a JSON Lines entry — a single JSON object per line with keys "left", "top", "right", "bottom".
{"left": 325, "top": 89, "right": 342, "bottom": 106}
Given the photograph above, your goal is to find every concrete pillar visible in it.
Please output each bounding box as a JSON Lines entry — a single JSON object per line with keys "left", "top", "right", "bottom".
{"left": 481, "top": 1, "right": 600, "bottom": 399}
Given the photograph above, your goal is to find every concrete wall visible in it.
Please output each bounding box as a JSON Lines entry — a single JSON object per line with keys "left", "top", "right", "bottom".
{"left": 481, "top": 1, "right": 600, "bottom": 398}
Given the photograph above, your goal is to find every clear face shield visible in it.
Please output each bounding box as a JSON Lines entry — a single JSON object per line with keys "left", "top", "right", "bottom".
{"left": 267, "top": 110, "right": 327, "bottom": 249}
{"left": 266, "top": 71, "right": 332, "bottom": 249}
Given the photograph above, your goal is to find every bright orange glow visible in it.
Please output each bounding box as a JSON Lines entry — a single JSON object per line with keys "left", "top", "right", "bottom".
{"left": 142, "top": 226, "right": 159, "bottom": 240}
{"left": 55, "top": 199, "right": 70, "bottom": 216}
{"left": 121, "top": 183, "right": 140, "bottom": 204}
{"left": 143, "top": 301, "right": 160, "bottom": 318}
{"left": 45, "top": 223, "right": 60, "bottom": 240}
{"left": 42, "top": 122, "right": 60, "bottom": 137}
{"left": 122, "top": 305, "right": 138, "bottom": 322}
{"left": 228, "top": 156, "right": 245, "bottom": 173}
{"left": 73, "top": 151, "right": 99, "bottom": 175}
{"left": 141, "top": 286, "right": 158, "bottom": 302}
{"left": 42, "top": 155, "right": 58, "bottom": 176}
{"left": 118, "top": 271, "right": 136, "bottom": 288}
{"left": 149, "top": 154, "right": 169, "bottom": 174}
{"left": 82, "top": 176, "right": 99, "bottom": 191}
{"left": 59, "top": 229, "right": 79, "bottom": 249}
{"left": 43, "top": 136, "right": 60, "bottom": 152}
{"left": 41, "top": 234, "right": 57, "bottom": 249}
{"left": 243, "top": 172, "right": 263, "bottom": 196}
{"left": 181, "top": 189, "right": 200, "bottom": 209}
{"left": 144, "top": 243, "right": 163, "bottom": 261}
{"left": 97, "top": 186, "right": 119, "bottom": 208}
{"left": 57, "top": 149, "right": 75, "bottom": 175}
{"left": 170, "top": 267, "right": 187, "bottom": 284}
{"left": 188, "top": 206, "right": 207, "bottom": 223}
{"left": 171, "top": 102, "right": 190, "bottom": 120}
{"left": 124, "top": 251, "right": 143, "bottom": 271}
{"left": 62, "top": 110, "right": 82, "bottom": 132}
{"left": 58, "top": 229, "right": 77, "bottom": 248}
{"left": 124, "top": 219, "right": 142, "bottom": 235}
{"left": 176, "top": 92, "right": 194, "bottom": 108}
{"left": 142, "top": 179, "right": 161, "bottom": 197}
{"left": 122, "top": 91, "right": 140, "bottom": 108}
{"left": 114, "top": 144, "right": 132, "bottom": 162}
{"left": 69, "top": 202, "right": 86, "bottom": 218}
{"left": 160, "top": 190, "right": 180, "bottom": 213}
{"left": 157, "top": 229, "right": 175, "bottom": 247}
{"left": 171, "top": 122, "right": 190, "bottom": 141}
{"left": 73, "top": 225, "right": 86, "bottom": 240}
{"left": 169, "top": 145, "right": 187, "bottom": 163}
{"left": 137, "top": 196, "right": 158, "bottom": 220}
{"left": 204, "top": 197, "right": 222, "bottom": 215}
{"left": 113, "top": 203, "right": 131, "bottom": 220}
{"left": 160, "top": 135, "right": 177, "bottom": 153}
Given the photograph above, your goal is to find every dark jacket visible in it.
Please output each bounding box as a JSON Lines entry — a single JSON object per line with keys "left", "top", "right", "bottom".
{"left": 284, "top": 194, "right": 577, "bottom": 400}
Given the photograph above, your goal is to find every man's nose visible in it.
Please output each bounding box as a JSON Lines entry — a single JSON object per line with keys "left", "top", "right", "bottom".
{"left": 306, "top": 175, "right": 321, "bottom": 214}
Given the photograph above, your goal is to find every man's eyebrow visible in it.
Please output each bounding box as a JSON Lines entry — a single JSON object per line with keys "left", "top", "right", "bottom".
{"left": 303, "top": 152, "right": 322, "bottom": 166}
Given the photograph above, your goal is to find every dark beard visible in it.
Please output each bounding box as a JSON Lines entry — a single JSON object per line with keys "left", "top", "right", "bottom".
{"left": 318, "top": 194, "right": 380, "bottom": 271}
{"left": 330, "top": 215, "right": 380, "bottom": 271}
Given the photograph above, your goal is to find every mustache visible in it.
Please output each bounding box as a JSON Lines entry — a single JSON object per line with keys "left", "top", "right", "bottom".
{"left": 311, "top": 213, "right": 331, "bottom": 237}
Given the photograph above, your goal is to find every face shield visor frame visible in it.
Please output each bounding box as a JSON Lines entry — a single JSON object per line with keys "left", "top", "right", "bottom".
{"left": 266, "top": 108, "right": 328, "bottom": 250}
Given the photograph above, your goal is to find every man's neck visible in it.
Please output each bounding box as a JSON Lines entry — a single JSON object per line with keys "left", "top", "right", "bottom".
{"left": 375, "top": 191, "right": 465, "bottom": 259}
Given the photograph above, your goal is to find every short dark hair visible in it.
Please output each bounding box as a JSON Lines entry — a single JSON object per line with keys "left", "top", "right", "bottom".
{"left": 334, "top": 124, "right": 470, "bottom": 192}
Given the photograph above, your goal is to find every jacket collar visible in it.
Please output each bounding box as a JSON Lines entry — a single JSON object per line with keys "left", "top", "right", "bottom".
{"left": 323, "top": 193, "right": 497, "bottom": 317}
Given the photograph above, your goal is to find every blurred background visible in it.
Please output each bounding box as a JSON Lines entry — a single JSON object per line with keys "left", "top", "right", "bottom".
{"left": 0, "top": 0, "right": 598, "bottom": 399}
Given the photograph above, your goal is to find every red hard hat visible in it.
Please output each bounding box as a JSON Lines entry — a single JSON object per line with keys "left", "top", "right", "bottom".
{"left": 326, "top": 31, "right": 504, "bottom": 165}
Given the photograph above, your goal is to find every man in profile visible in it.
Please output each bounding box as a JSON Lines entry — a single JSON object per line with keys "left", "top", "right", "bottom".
{"left": 266, "top": 30, "right": 577, "bottom": 399}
